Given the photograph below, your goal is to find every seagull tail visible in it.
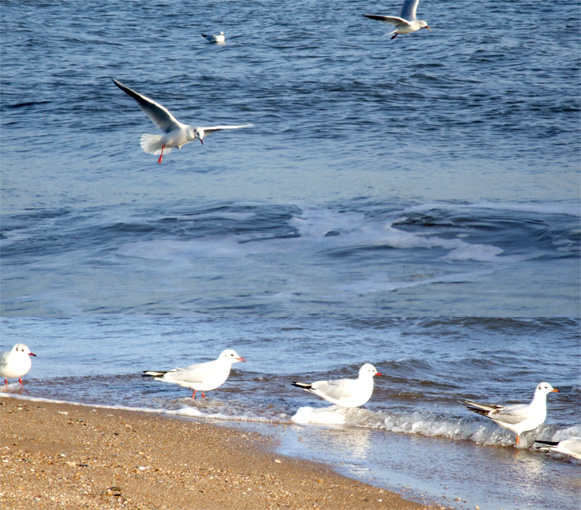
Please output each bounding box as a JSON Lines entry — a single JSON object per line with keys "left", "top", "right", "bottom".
{"left": 143, "top": 370, "right": 167, "bottom": 378}
{"left": 292, "top": 382, "right": 312, "bottom": 390}
{"left": 463, "top": 399, "right": 498, "bottom": 416}
{"left": 140, "top": 134, "right": 172, "bottom": 156}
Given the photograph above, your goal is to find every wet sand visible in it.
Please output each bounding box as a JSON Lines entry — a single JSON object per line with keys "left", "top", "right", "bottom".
{"left": 0, "top": 397, "right": 436, "bottom": 509}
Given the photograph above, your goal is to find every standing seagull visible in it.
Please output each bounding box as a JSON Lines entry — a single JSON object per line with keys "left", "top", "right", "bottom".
{"left": 464, "top": 382, "right": 560, "bottom": 445}
{"left": 292, "top": 363, "right": 382, "bottom": 408}
{"left": 143, "top": 349, "right": 245, "bottom": 399}
{"left": 364, "top": 0, "right": 431, "bottom": 40}
{"left": 534, "top": 438, "right": 581, "bottom": 460}
{"left": 202, "top": 32, "right": 225, "bottom": 44}
{"left": 0, "top": 344, "right": 36, "bottom": 388}
{"left": 113, "top": 79, "right": 253, "bottom": 164}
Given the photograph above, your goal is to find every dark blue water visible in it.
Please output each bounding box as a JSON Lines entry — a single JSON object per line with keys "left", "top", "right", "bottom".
{"left": 1, "top": 1, "right": 580, "bottom": 509}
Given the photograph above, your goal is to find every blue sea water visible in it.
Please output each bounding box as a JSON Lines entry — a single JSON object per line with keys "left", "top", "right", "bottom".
{"left": 1, "top": 1, "right": 580, "bottom": 509}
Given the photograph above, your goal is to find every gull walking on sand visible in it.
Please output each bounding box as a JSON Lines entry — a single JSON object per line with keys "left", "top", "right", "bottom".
{"left": 364, "top": 0, "right": 431, "bottom": 40}
{"left": 535, "top": 438, "right": 581, "bottom": 460}
{"left": 143, "top": 349, "right": 245, "bottom": 399}
{"left": 1, "top": 344, "right": 36, "bottom": 388}
{"left": 464, "top": 382, "right": 560, "bottom": 445}
{"left": 292, "top": 363, "right": 382, "bottom": 408}
{"left": 113, "top": 79, "right": 253, "bottom": 163}
{"left": 202, "top": 32, "right": 225, "bottom": 44}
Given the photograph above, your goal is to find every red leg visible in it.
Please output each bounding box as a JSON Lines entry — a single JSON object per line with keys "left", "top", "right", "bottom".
{"left": 158, "top": 145, "right": 165, "bottom": 164}
{"left": 4, "top": 378, "right": 7, "bottom": 388}
{"left": 19, "top": 378, "right": 24, "bottom": 388}
{"left": 391, "top": 33, "right": 398, "bottom": 40}
{"left": 202, "top": 391, "right": 206, "bottom": 399}
{"left": 516, "top": 435, "right": 520, "bottom": 445}
{"left": 192, "top": 389, "right": 196, "bottom": 399}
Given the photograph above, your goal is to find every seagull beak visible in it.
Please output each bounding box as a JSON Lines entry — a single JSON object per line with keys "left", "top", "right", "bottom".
{"left": 375, "top": 372, "right": 382, "bottom": 377}
{"left": 426, "top": 26, "right": 431, "bottom": 31}
{"left": 237, "top": 356, "right": 246, "bottom": 362}
{"left": 551, "top": 388, "right": 560, "bottom": 393}
{"left": 29, "top": 352, "right": 37, "bottom": 357}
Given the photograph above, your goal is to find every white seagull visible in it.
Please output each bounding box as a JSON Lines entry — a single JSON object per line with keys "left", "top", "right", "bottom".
{"left": 534, "top": 438, "right": 581, "bottom": 460}
{"left": 292, "top": 363, "right": 382, "bottom": 408}
{"left": 464, "top": 382, "right": 560, "bottom": 445}
{"left": 1, "top": 344, "right": 36, "bottom": 388}
{"left": 113, "top": 79, "right": 253, "bottom": 164}
{"left": 364, "top": 0, "right": 431, "bottom": 40}
{"left": 143, "top": 349, "right": 245, "bottom": 399}
{"left": 202, "top": 32, "right": 225, "bottom": 44}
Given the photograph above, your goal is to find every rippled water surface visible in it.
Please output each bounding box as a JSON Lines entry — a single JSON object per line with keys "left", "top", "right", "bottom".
{"left": 1, "top": 1, "right": 580, "bottom": 509}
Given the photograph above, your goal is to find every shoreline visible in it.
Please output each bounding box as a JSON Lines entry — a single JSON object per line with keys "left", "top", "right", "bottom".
{"left": 0, "top": 397, "right": 435, "bottom": 509}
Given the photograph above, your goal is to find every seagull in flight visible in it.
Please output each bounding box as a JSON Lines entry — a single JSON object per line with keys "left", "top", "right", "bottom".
{"left": 364, "top": 0, "right": 431, "bottom": 40}
{"left": 113, "top": 79, "right": 253, "bottom": 163}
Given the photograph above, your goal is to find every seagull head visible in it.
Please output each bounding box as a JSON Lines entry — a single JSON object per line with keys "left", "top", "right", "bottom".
{"left": 360, "top": 363, "right": 382, "bottom": 378}
{"left": 14, "top": 343, "right": 36, "bottom": 357}
{"left": 194, "top": 127, "right": 205, "bottom": 144}
{"left": 419, "top": 20, "right": 431, "bottom": 30}
{"left": 536, "top": 382, "right": 559, "bottom": 394}
{"left": 220, "top": 349, "right": 246, "bottom": 364}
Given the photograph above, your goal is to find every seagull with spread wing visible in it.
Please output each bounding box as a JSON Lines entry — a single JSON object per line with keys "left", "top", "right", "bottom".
{"left": 113, "top": 79, "right": 253, "bottom": 163}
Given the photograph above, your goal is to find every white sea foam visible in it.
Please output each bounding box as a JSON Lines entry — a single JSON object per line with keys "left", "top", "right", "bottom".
{"left": 291, "top": 404, "right": 580, "bottom": 451}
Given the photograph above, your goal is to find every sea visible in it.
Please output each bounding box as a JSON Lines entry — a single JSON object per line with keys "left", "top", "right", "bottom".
{"left": 1, "top": 1, "right": 580, "bottom": 509}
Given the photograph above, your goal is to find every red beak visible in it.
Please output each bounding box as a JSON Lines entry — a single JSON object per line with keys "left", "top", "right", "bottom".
{"left": 29, "top": 352, "right": 37, "bottom": 357}
{"left": 551, "top": 388, "right": 560, "bottom": 393}
{"left": 237, "top": 357, "right": 246, "bottom": 362}
{"left": 375, "top": 372, "right": 382, "bottom": 377}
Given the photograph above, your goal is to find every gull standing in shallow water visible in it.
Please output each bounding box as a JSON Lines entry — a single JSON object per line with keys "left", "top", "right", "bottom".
{"left": 364, "top": 0, "right": 431, "bottom": 40}
{"left": 113, "top": 79, "right": 253, "bottom": 164}
{"left": 202, "top": 32, "right": 225, "bottom": 44}
{"left": 143, "top": 349, "right": 245, "bottom": 399}
{"left": 534, "top": 438, "right": 581, "bottom": 460}
{"left": 464, "top": 382, "right": 560, "bottom": 445}
{"left": 292, "top": 363, "right": 382, "bottom": 408}
{"left": 0, "top": 344, "right": 36, "bottom": 388}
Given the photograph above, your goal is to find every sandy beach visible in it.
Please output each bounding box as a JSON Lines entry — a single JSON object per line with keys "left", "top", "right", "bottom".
{"left": 0, "top": 397, "right": 435, "bottom": 509}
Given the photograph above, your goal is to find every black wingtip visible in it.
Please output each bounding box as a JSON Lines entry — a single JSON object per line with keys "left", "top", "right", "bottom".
{"left": 534, "top": 440, "right": 559, "bottom": 446}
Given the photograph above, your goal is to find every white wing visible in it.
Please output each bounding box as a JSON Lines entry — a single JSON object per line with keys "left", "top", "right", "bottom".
{"left": 400, "top": 0, "right": 420, "bottom": 21}
{"left": 200, "top": 124, "right": 254, "bottom": 135}
{"left": 165, "top": 359, "right": 220, "bottom": 384}
{"left": 363, "top": 15, "right": 411, "bottom": 27}
{"left": 312, "top": 378, "right": 358, "bottom": 401}
{"left": 113, "top": 79, "right": 183, "bottom": 133}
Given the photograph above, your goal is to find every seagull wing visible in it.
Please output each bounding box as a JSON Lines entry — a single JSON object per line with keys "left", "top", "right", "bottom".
{"left": 490, "top": 403, "right": 534, "bottom": 423}
{"left": 166, "top": 359, "right": 223, "bottom": 384}
{"left": 113, "top": 79, "right": 183, "bottom": 133}
{"left": 363, "top": 15, "right": 411, "bottom": 27}
{"left": 312, "top": 378, "right": 357, "bottom": 401}
{"left": 400, "top": 0, "right": 420, "bottom": 21}
{"left": 199, "top": 124, "right": 254, "bottom": 135}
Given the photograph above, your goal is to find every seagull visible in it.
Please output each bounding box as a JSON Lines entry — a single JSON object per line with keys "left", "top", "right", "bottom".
{"left": 364, "top": 0, "right": 431, "bottom": 40}
{"left": 534, "top": 438, "right": 581, "bottom": 460}
{"left": 464, "top": 382, "right": 560, "bottom": 445}
{"left": 113, "top": 79, "right": 253, "bottom": 163}
{"left": 0, "top": 344, "right": 36, "bottom": 388}
{"left": 292, "top": 363, "right": 382, "bottom": 408}
{"left": 143, "top": 349, "right": 245, "bottom": 399}
{"left": 202, "top": 32, "right": 225, "bottom": 44}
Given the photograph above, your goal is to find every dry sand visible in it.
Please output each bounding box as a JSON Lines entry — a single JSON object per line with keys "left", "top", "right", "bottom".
{"left": 0, "top": 397, "right": 436, "bottom": 509}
